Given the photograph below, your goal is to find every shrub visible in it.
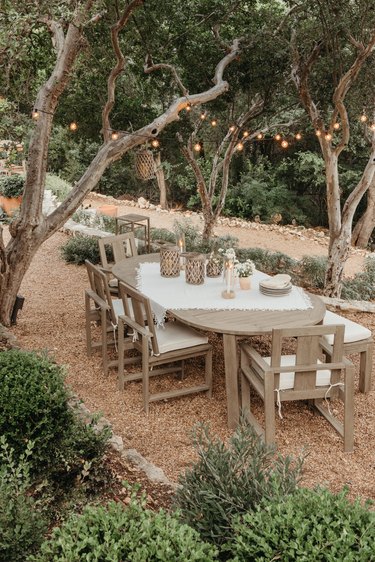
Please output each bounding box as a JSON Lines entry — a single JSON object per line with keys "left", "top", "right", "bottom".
{"left": 45, "top": 173, "right": 72, "bottom": 201}
{"left": 297, "top": 254, "right": 327, "bottom": 289}
{"left": 237, "top": 247, "right": 297, "bottom": 276}
{"left": 225, "top": 487, "right": 375, "bottom": 561}
{"left": 0, "top": 350, "right": 110, "bottom": 483}
{"left": 342, "top": 256, "right": 375, "bottom": 301}
{"left": 60, "top": 234, "right": 101, "bottom": 265}
{"left": 0, "top": 174, "right": 25, "bottom": 197}
{"left": 32, "top": 494, "right": 218, "bottom": 561}
{"left": 0, "top": 438, "right": 47, "bottom": 562}
{"left": 173, "top": 419, "right": 303, "bottom": 547}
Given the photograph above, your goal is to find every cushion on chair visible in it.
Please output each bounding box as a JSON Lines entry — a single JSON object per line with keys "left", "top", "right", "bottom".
{"left": 109, "top": 278, "right": 119, "bottom": 288}
{"left": 323, "top": 310, "right": 372, "bottom": 344}
{"left": 263, "top": 355, "right": 331, "bottom": 390}
{"left": 155, "top": 322, "right": 208, "bottom": 354}
{"left": 112, "top": 299, "right": 124, "bottom": 320}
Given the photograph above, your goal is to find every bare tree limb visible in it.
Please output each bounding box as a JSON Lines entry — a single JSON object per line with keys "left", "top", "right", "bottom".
{"left": 102, "top": 0, "right": 145, "bottom": 141}
{"left": 39, "top": 17, "right": 65, "bottom": 58}
{"left": 144, "top": 59, "right": 189, "bottom": 97}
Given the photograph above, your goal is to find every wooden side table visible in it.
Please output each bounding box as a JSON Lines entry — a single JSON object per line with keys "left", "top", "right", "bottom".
{"left": 115, "top": 213, "right": 151, "bottom": 252}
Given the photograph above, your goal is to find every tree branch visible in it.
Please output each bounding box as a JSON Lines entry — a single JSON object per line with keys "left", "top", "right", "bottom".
{"left": 39, "top": 17, "right": 65, "bottom": 58}
{"left": 144, "top": 59, "right": 189, "bottom": 97}
{"left": 102, "top": 0, "right": 145, "bottom": 141}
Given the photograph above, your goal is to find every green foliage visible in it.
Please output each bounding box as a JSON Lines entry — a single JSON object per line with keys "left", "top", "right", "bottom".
{"left": 224, "top": 158, "right": 308, "bottom": 225}
{"left": 150, "top": 227, "right": 176, "bottom": 244}
{"left": 72, "top": 208, "right": 116, "bottom": 233}
{"left": 0, "top": 174, "right": 24, "bottom": 197}
{"left": 297, "top": 254, "right": 328, "bottom": 289}
{"left": 173, "top": 419, "right": 303, "bottom": 547}
{"left": 0, "top": 438, "right": 47, "bottom": 562}
{"left": 60, "top": 234, "right": 101, "bottom": 265}
{"left": 45, "top": 173, "right": 72, "bottom": 202}
{"left": 225, "top": 487, "right": 375, "bottom": 561}
{"left": 237, "top": 247, "right": 297, "bottom": 276}
{"left": 342, "top": 256, "right": 375, "bottom": 300}
{"left": 0, "top": 350, "right": 110, "bottom": 485}
{"left": 33, "top": 492, "right": 218, "bottom": 562}
{"left": 173, "top": 219, "right": 239, "bottom": 253}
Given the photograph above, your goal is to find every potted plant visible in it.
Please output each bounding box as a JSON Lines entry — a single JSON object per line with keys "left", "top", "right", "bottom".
{"left": 0, "top": 174, "right": 24, "bottom": 216}
{"left": 235, "top": 259, "right": 255, "bottom": 290}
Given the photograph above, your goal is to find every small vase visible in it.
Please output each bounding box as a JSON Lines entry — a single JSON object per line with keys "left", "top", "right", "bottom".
{"left": 206, "top": 258, "right": 223, "bottom": 278}
{"left": 239, "top": 276, "right": 251, "bottom": 290}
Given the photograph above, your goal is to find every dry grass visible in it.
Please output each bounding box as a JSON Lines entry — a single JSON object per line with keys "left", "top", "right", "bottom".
{"left": 11, "top": 229, "right": 375, "bottom": 501}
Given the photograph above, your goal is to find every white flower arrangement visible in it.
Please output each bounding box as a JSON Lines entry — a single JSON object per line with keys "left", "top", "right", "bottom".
{"left": 235, "top": 259, "right": 255, "bottom": 278}
{"left": 208, "top": 251, "right": 222, "bottom": 265}
{"left": 218, "top": 247, "right": 237, "bottom": 261}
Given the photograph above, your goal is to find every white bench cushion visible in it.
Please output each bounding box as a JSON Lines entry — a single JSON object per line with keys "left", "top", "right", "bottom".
{"left": 323, "top": 310, "right": 372, "bottom": 345}
{"left": 155, "top": 322, "right": 208, "bottom": 354}
{"left": 264, "top": 355, "right": 331, "bottom": 390}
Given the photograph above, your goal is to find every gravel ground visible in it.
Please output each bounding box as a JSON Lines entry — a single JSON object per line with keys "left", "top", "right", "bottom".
{"left": 7, "top": 207, "right": 375, "bottom": 501}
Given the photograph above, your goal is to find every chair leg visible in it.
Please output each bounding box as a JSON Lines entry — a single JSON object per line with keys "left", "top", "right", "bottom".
{"left": 101, "top": 308, "right": 109, "bottom": 376}
{"left": 205, "top": 349, "right": 213, "bottom": 398}
{"left": 358, "top": 343, "right": 373, "bottom": 393}
{"left": 344, "top": 364, "right": 355, "bottom": 452}
{"left": 118, "top": 319, "right": 125, "bottom": 391}
{"left": 240, "top": 371, "right": 251, "bottom": 414}
{"left": 264, "top": 374, "right": 276, "bottom": 445}
{"left": 142, "top": 337, "right": 150, "bottom": 415}
{"left": 85, "top": 295, "right": 93, "bottom": 356}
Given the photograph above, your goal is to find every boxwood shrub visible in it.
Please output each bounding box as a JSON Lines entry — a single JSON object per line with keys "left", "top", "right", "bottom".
{"left": 0, "top": 350, "right": 110, "bottom": 482}
{"left": 0, "top": 174, "right": 25, "bottom": 197}
{"left": 60, "top": 234, "right": 101, "bottom": 265}
{"left": 32, "top": 498, "right": 218, "bottom": 561}
{"left": 225, "top": 487, "right": 375, "bottom": 561}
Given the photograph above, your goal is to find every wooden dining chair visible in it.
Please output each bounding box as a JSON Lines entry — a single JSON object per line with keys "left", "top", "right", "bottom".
{"left": 85, "top": 260, "right": 135, "bottom": 375}
{"left": 117, "top": 281, "right": 213, "bottom": 414}
{"left": 240, "top": 325, "right": 355, "bottom": 452}
{"left": 98, "top": 232, "right": 138, "bottom": 295}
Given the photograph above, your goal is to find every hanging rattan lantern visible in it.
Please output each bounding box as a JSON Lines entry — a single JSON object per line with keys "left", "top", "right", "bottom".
{"left": 135, "top": 148, "right": 156, "bottom": 180}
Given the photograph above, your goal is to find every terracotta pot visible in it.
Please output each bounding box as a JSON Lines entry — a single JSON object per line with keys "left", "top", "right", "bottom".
{"left": 0, "top": 195, "right": 22, "bottom": 217}
{"left": 239, "top": 276, "right": 251, "bottom": 290}
{"left": 97, "top": 204, "right": 118, "bottom": 217}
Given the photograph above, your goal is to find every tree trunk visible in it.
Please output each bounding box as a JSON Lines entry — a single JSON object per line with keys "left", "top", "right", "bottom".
{"left": 202, "top": 213, "right": 216, "bottom": 241}
{"left": 352, "top": 183, "right": 375, "bottom": 248}
{"left": 154, "top": 152, "right": 168, "bottom": 209}
{"left": 325, "top": 224, "right": 352, "bottom": 297}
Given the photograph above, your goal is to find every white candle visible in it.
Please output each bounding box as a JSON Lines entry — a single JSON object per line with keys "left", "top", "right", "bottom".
{"left": 227, "top": 262, "right": 232, "bottom": 293}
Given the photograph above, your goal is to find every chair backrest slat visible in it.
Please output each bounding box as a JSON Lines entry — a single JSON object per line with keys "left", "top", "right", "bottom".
{"left": 118, "top": 281, "right": 159, "bottom": 355}
{"left": 98, "top": 233, "right": 138, "bottom": 270}
{"left": 85, "top": 260, "right": 117, "bottom": 323}
{"left": 271, "top": 324, "right": 346, "bottom": 391}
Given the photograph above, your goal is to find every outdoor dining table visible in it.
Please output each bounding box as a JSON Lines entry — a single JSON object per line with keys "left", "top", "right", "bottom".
{"left": 112, "top": 253, "right": 326, "bottom": 429}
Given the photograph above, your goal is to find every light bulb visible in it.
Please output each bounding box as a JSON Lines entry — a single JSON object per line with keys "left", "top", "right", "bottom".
{"left": 69, "top": 121, "right": 78, "bottom": 131}
{"left": 274, "top": 134, "right": 281, "bottom": 141}
{"left": 295, "top": 132, "right": 302, "bottom": 140}
{"left": 236, "top": 142, "right": 244, "bottom": 151}
{"left": 281, "top": 140, "right": 289, "bottom": 148}
{"left": 200, "top": 112, "right": 206, "bottom": 120}
{"left": 325, "top": 133, "right": 332, "bottom": 141}
{"left": 111, "top": 131, "right": 119, "bottom": 140}
{"left": 333, "top": 122, "right": 340, "bottom": 130}
{"left": 151, "top": 139, "right": 160, "bottom": 148}
{"left": 371, "top": 123, "right": 375, "bottom": 131}
{"left": 256, "top": 132, "right": 263, "bottom": 140}
{"left": 360, "top": 114, "right": 368, "bottom": 123}
{"left": 211, "top": 119, "right": 217, "bottom": 127}
{"left": 193, "top": 142, "right": 201, "bottom": 152}
{"left": 185, "top": 102, "right": 192, "bottom": 112}
{"left": 316, "top": 129, "right": 321, "bottom": 137}
{"left": 242, "top": 130, "right": 249, "bottom": 138}
{"left": 32, "top": 110, "right": 39, "bottom": 120}
{"left": 229, "top": 125, "right": 236, "bottom": 132}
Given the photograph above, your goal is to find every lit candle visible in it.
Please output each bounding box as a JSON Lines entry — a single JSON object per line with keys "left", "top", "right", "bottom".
{"left": 227, "top": 262, "right": 233, "bottom": 294}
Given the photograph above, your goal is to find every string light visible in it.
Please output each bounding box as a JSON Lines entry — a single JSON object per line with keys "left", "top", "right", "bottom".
{"left": 32, "top": 110, "right": 39, "bottom": 120}
{"left": 360, "top": 114, "right": 368, "bottom": 123}
{"left": 333, "top": 122, "right": 340, "bottom": 130}
{"left": 295, "top": 132, "right": 302, "bottom": 140}
{"left": 69, "top": 121, "right": 78, "bottom": 132}
{"left": 274, "top": 133, "right": 281, "bottom": 141}
{"left": 242, "top": 130, "right": 249, "bottom": 138}
{"left": 111, "top": 131, "right": 119, "bottom": 140}
{"left": 256, "top": 132, "right": 263, "bottom": 140}
{"left": 371, "top": 123, "right": 375, "bottom": 131}
{"left": 210, "top": 119, "right": 217, "bottom": 127}
{"left": 229, "top": 125, "right": 236, "bottom": 132}
{"left": 236, "top": 142, "right": 244, "bottom": 151}
{"left": 185, "top": 102, "right": 192, "bottom": 112}
{"left": 316, "top": 129, "right": 321, "bottom": 137}
{"left": 200, "top": 112, "right": 206, "bottom": 120}
{"left": 281, "top": 140, "right": 289, "bottom": 148}
{"left": 151, "top": 139, "right": 160, "bottom": 148}
{"left": 325, "top": 133, "right": 332, "bottom": 141}
{"left": 193, "top": 142, "right": 202, "bottom": 152}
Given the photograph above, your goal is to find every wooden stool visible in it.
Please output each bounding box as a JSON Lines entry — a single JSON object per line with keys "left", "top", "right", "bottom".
{"left": 115, "top": 213, "right": 150, "bottom": 253}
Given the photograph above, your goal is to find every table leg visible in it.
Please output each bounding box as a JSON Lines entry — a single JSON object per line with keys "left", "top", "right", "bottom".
{"left": 223, "top": 333, "right": 240, "bottom": 429}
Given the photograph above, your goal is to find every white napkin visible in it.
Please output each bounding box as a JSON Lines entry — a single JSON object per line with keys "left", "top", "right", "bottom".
{"left": 259, "top": 274, "right": 291, "bottom": 289}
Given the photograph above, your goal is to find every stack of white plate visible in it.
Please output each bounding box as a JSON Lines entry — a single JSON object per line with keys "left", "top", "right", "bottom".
{"left": 259, "top": 274, "right": 292, "bottom": 297}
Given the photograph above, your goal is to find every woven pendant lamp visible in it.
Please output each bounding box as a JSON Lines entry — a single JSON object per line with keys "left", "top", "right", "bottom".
{"left": 135, "top": 149, "right": 156, "bottom": 180}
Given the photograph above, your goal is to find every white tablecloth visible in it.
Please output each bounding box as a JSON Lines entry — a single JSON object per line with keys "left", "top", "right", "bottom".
{"left": 136, "top": 262, "right": 312, "bottom": 325}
